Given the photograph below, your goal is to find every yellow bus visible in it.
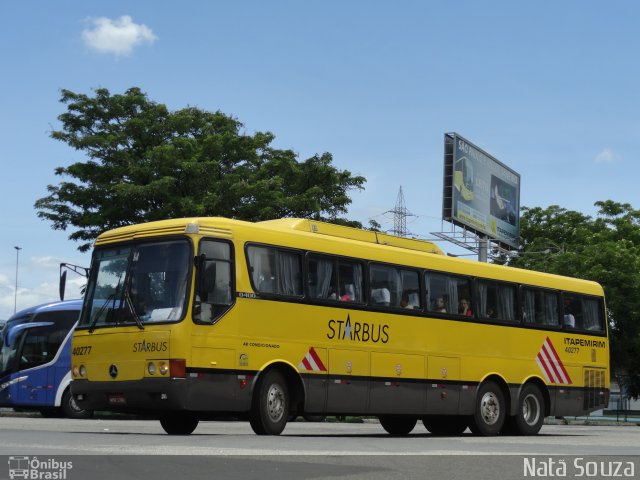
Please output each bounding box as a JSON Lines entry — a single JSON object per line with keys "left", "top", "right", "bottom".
{"left": 70, "top": 217, "right": 609, "bottom": 436}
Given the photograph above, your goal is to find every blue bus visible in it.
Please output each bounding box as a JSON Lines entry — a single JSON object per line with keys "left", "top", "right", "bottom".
{"left": 0, "top": 300, "right": 91, "bottom": 419}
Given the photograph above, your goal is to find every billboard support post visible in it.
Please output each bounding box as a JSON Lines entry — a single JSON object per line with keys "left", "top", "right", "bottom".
{"left": 478, "top": 235, "right": 488, "bottom": 263}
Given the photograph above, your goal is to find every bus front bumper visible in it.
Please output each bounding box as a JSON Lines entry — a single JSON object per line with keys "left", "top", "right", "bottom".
{"left": 70, "top": 373, "right": 253, "bottom": 414}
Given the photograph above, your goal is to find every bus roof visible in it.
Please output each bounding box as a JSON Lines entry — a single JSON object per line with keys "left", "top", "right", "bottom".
{"left": 8, "top": 299, "right": 83, "bottom": 322}
{"left": 96, "top": 217, "right": 443, "bottom": 255}
{"left": 94, "top": 217, "right": 604, "bottom": 297}
{"left": 257, "top": 218, "right": 444, "bottom": 255}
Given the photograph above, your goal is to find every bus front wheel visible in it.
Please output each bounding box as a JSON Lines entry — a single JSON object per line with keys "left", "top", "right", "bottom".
{"left": 249, "top": 370, "right": 289, "bottom": 436}
{"left": 159, "top": 412, "right": 199, "bottom": 435}
{"left": 61, "top": 389, "right": 92, "bottom": 419}
{"left": 378, "top": 416, "right": 417, "bottom": 436}
{"left": 469, "top": 381, "right": 505, "bottom": 436}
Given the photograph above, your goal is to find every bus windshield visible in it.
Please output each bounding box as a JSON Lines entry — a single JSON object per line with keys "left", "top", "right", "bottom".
{"left": 0, "top": 331, "right": 21, "bottom": 377}
{"left": 79, "top": 239, "right": 191, "bottom": 329}
{"left": 0, "top": 315, "right": 30, "bottom": 377}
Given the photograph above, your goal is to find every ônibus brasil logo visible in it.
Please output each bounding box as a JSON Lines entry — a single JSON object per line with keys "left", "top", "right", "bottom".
{"left": 8, "top": 456, "right": 73, "bottom": 479}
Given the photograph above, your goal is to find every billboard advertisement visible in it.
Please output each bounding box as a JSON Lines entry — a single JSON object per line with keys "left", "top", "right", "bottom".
{"left": 442, "top": 133, "right": 520, "bottom": 248}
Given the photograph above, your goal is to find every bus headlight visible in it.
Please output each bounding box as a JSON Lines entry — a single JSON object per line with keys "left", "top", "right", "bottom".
{"left": 72, "top": 365, "right": 79, "bottom": 378}
{"left": 79, "top": 365, "right": 87, "bottom": 377}
{"left": 159, "top": 362, "right": 169, "bottom": 375}
{"left": 147, "top": 362, "right": 156, "bottom": 375}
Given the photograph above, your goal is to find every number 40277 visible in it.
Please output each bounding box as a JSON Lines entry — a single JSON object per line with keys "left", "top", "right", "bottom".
{"left": 72, "top": 346, "right": 92, "bottom": 356}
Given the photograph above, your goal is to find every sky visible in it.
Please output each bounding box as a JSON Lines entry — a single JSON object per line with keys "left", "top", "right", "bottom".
{"left": 1, "top": 1, "right": 639, "bottom": 320}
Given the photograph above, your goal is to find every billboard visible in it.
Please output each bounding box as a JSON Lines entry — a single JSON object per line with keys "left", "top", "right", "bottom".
{"left": 442, "top": 133, "right": 520, "bottom": 248}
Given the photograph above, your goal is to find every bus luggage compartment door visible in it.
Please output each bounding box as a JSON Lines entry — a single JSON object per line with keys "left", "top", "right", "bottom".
{"left": 426, "top": 356, "right": 461, "bottom": 415}
{"left": 370, "top": 352, "right": 425, "bottom": 414}
{"left": 326, "top": 349, "right": 369, "bottom": 414}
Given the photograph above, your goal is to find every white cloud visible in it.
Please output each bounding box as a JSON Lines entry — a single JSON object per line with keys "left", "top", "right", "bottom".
{"left": 0, "top": 257, "right": 86, "bottom": 320}
{"left": 82, "top": 15, "right": 158, "bottom": 57}
{"left": 595, "top": 148, "right": 616, "bottom": 164}
{"left": 31, "top": 256, "right": 63, "bottom": 269}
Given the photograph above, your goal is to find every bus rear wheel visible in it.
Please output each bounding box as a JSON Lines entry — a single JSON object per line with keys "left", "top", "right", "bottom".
{"left": 469, "top": 381, "right": 505, "bottom": 436}
{"left": 508, "top": 384, "right": 545, "bottom": 435}
{"left": 378, "top": 416, "right": 417, "bottom": 436}
{"left": 249, "top": 370, "right": 289, "bottom": 436}
{"left": 423, "top": 415, "right": 468, "bottom": 435}
{"left": 159, "top": 412, "right": 199, "bottom": 435}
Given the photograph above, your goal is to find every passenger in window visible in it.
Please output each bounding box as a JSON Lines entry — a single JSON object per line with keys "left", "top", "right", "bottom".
{"left": 563, "top": 299, "right": 576, "bottom": 328}
{"left": 434, "top": 297, "right": 447, "bottom": 313}
{"left": 486, "top": 307, "right": 497, "bottom": 319}
{"left": 400, "top": 293, "right": 413, "bottom": 309}
{"left": 371, "top": 285, "right": 391, "bottom": 306}
{"left": 340, "top": 284, "right": 355, "bottom": 302}
{"left": 459, "top": 299, "right": 473, "bottom": 317}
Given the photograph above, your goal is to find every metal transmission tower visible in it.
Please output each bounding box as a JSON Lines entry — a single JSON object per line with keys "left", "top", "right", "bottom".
{"left": 389, "top": 186, "right": 415, "bottom": 237}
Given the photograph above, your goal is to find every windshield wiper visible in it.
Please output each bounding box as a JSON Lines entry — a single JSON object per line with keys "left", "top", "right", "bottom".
{"left": 88, "top": 293, "right": 116, "bottom": 333}
{"left": 124, "top": 288, "right": 144, "bottom": 331}
{"left": 121, "top": 261, "right": 144, "bottom": 331}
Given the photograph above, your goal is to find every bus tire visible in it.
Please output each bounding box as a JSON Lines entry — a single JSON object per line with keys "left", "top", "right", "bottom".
{"left": 61, "top": 388, "right": 92, "bottom": 419}
{"left": 378, "top": 416, "right": 417, "bottom": 436}
{"left": 423, "top": 415, "right": 468, "bottom": 435}
{"left": 469, "top": 381, "right": 505, "bottom": 436}
{"left": 249, "top": 370, "right": 289, "bottom": 436}
{"left": 512, "top": 384, "right": 545, "bottom": 435}
{"left": 160, "top": 412, "right": 199, "bottom": 435}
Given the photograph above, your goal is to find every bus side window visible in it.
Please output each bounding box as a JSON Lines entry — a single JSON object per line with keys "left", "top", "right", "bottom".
{"left": 562, "top": 294, "right": 581, "bottom": 329}
{"left": 522, "top": 288, "right": 559, "bottom": 327}
{"left": 425, "top": 272, "right": 472, "bottom": 316}
{"left": 582, "top": 297, "right": 605, "bottom": 332}
{"left": 247, "top": 245, "right": 302, "bottom": 297}
{"left": 307, "top": 255, "right": 337, "bottom": 300}
{"left": 369, "top": 264, "right": 393, "bottom": 306}
{"left": 563, "top": 294, "right": 604, "bottom": 332}
{"left": 337, "top": 260, "right": 364, "bottom": 303}
{"left": 477, "top": 281, "right": 516, "bottom": 322}
{"left": 399, "top": 269, "right": 420, "bottom": 309}
{"left": 19, "top": 325, "right": 58, "bottom": 369}
{"left": 425, "top": 272, "right": 448, "bottom": 313}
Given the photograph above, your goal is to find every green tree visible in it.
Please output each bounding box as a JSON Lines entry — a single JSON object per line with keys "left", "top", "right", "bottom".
{"left": 35, "top": 87, "right": 366, "bottom": 252}
{"left": 508, "top": 201, "right": 640, "bottom": 397}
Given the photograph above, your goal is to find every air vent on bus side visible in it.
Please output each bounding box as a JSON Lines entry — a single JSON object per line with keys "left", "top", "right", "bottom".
{"left": 583, "top": 368, "right": 608, "bottom": 410}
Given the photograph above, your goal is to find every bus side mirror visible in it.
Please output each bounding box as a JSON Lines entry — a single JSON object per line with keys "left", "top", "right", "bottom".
{"left": 59, "top": 270, "right": 67, "bottom": 301}
{"left": 196, "top": 254, "right": 216, "bottom": 303}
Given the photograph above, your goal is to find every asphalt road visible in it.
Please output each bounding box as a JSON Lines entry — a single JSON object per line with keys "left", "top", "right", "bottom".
{"left": 0, "top": 416, "right": 638, "bottom": 480}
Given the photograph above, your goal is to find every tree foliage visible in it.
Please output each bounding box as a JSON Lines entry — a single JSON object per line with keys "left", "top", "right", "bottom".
{"left": 507, "top": 201, "right": 640, "bottom": 397}
{"left": 35, "top": 87, "right": 365, "bottom": 251}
